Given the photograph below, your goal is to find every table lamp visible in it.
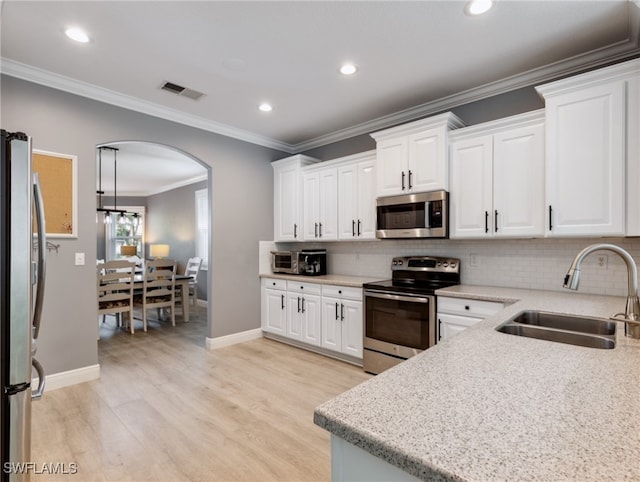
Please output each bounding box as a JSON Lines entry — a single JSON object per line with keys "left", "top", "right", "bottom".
{"left": 150, "top": 244, "right": 170, "bottom": 259}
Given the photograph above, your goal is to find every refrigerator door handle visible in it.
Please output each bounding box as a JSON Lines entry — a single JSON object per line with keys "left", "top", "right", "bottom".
{"left": 32, "top": 173, "right": 47, "bottom": 340}
{"left": 31, "top": 357, "right": 45, "bottom": 400}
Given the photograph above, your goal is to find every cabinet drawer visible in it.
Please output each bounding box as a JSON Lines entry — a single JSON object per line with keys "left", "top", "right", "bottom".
{"left": 437, "top": 312, "right": 483, "bottom": 328}
{"left": 437, "top": 296, "right": 503, "bottom": 318}
{"left": 286, "top": 280, "right": 322, "bottom": 296}
{"left": 322, "top": 285, "right": 363, "bottom": 301}
{"left": 262, "top": 278, "right": 287, "bottom": 291}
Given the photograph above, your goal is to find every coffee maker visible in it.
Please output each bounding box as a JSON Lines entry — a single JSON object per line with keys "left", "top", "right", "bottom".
{"left": 299, "top": 249, "right": 327, "bottom": 276}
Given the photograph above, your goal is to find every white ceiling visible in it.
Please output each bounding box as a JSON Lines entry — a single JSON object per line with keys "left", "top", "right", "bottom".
{"left": 2, "top": 1, "right": 640, "bottom": 195}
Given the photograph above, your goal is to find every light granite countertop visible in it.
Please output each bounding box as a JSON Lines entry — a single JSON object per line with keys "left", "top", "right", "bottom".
{"left": 314, "top": 285, "right": 640, "bottom": 481}
{"left": 259, "top": 272, "right": 384, "bottom": 288}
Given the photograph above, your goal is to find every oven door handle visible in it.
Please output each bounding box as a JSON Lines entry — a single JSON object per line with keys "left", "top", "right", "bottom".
{"left": 364, "top": 290, "right": 431, "bottom": 304}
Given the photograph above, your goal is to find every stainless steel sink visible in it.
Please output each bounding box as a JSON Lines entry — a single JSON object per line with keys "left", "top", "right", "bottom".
{"left": 496, "top": 311, "right": 616, "bottom": 349}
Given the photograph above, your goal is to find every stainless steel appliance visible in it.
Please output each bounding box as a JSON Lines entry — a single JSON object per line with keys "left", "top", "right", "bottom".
{"left": 376, "top": 190, "right": 448, "bottom": 239}
{"left": 299, "top": 249, "right": 326, "bottom": 276}
{"left": 363, "top": 256, "right": 460, "bottom": 374}
{"left": 271, "top": 250, "right": 300, "bottom": 274}
{"left": 1, "top": 130, "right": 47, "bottom": 481}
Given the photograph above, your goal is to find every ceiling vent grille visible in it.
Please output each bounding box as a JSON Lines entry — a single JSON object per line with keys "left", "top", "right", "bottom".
{"left": 160, "top": 81, "right": 205, "bottom": 101}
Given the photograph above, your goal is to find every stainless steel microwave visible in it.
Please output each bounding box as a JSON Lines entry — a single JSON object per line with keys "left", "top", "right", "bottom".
{"left": 376, "top": 190, "right": 448, "bottom": 239}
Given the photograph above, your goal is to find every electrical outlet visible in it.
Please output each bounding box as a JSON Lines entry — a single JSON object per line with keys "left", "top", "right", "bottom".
{"left": 470, "top": 253, "right": 479, "bottom": 267}
{"left": 597, "top": 255, "right": 608, "bottom": 268}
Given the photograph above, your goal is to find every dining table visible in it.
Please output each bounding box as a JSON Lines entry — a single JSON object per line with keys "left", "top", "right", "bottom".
{"left": 133, "top": 274, "right": 193, "bottom": 322}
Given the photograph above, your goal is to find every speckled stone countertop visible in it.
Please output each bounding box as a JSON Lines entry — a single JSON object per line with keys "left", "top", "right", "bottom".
{"left": 259, "top": 272, "right": 383, "bottom": 288}
{"left": 314, "top": 285, "right": 640, "bottom": 481}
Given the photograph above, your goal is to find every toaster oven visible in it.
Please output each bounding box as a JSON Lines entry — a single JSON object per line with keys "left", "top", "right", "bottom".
{"left": 270, "top": 251, "right": 300, "bottom": 274}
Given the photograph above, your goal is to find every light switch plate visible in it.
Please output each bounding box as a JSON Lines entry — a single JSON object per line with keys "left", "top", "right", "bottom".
{"left": 75, "top": 252, "right": 85, "bottom": 266}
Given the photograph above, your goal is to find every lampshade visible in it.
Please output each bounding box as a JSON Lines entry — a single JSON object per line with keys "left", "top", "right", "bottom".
{"left": 120, "top": 245, "right": 137, "bottom": 256}
{"left": 150, "top": 244, "right": 170, "bottom": 259}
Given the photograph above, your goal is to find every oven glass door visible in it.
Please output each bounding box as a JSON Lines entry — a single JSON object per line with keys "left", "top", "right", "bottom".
{"left": 365, "top": 291, "right": 434, "bottom": 349}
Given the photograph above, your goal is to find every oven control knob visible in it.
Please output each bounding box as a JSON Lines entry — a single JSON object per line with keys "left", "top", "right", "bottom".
{"left": 443, "top": 262, "right": 448, "bottom": 267}
{"left": 450, "top": 262, "right": 456, "bottom": 268}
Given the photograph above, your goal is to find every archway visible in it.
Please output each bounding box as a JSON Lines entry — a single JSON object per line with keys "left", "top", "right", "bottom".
{"left": 95, "top": 140, "right": 212, "bottom": 343}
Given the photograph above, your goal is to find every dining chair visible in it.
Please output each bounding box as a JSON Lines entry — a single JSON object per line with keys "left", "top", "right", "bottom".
{"left": 181, "top": 256, "right": 202, "bottom": 315}
{"left": 97, "top": 260, "right": 136, "bottom": 334}
{"left": 135, "top": 259, "right": 177, "bottom": 331}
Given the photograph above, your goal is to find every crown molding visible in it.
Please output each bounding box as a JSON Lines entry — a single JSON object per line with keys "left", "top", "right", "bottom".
{"left": 3, "top": 16, "right": 639, "bottom": 156}
{"left": 0, "top": 58, "right": 295, "bottom": 154}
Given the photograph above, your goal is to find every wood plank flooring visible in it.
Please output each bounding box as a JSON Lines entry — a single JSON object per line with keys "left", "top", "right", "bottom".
{"left": 31, "top": 313, "right": 371, "bottom": 481}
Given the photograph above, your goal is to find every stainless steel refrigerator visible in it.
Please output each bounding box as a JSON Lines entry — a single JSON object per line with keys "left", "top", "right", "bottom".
{"left": 1, "top": 130, "right": 47, "bottom": 481}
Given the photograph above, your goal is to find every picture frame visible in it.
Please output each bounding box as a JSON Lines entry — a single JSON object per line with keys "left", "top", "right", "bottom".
{"left": 32, "top": 149, "right": 78, "bottom": 238}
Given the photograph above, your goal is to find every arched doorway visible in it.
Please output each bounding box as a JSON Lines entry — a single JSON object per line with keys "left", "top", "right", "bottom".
{"left": 95, "top": 140, "right": 212, "bottom": 344}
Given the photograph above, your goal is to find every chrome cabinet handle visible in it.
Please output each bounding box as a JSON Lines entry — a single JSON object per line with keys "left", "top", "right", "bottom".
{"left": 401, "top": 171, "right": 406, "bottom": 190}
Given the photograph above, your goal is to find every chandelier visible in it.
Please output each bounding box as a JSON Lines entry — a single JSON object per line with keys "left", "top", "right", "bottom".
{"left": 96, "top": 146, "right": 139, "bottom": 227}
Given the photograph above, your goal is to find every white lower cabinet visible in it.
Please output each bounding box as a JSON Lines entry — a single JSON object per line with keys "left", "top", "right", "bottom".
{"left": 286, "top": 281, "right": 322, "bottom": 346}
{"left": 437, "top": 296, "right": 504, "bottom": 342}
{"left": 321, "top": 285, "right": 363, "bottom": 358}
{"left": 261, "top": 278, "right": 287, "bottom": 336}
{"left": 261, "top": 278, "right": 363, "bottom": 360}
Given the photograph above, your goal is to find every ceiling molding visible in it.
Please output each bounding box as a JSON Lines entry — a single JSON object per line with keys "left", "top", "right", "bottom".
{"left": 292, "top": 41, "right": 640, "bottom": 152}
{"left": 2, "top": 8, "right": 639, "bottom": 157}
{"left": 0, "top": 58, "right": 295, "bottom": 154}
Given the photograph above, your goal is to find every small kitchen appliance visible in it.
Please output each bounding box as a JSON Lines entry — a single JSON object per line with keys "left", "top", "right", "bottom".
{"left": 299, "top": 249, "right": 326, "bottom": 276}
{"left": 270, "top": 250, "right": 300, "bottom": 274}
{"left": 363, "top": 255, "right": 460, "bottom": 374}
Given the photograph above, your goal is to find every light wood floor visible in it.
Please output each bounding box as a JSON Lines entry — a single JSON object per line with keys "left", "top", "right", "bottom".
{"left": 31, "top": 312, "right": 371, "bottom": 481}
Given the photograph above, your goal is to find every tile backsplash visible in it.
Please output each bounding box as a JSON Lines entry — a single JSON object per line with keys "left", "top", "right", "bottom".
{"left": 268, "top": 237, "right": 640, "bottom": 297}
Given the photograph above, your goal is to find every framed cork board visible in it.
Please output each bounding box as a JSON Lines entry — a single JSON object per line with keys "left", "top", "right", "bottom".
{"left": 32, "top": 149, "right": 78, "bottom": 238}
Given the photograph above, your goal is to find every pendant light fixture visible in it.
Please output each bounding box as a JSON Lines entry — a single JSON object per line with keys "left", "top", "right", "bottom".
{"left": 96, "top": 146, "right": 138, "bottom": 225}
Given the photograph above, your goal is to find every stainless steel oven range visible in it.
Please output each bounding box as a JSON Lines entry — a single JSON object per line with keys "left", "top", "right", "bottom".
{"left": 363, "top": 256, "right": 460, "bottom": 374}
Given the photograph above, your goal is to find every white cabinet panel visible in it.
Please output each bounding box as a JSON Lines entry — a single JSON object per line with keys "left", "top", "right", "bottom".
{"left": 338, "top": 155, "right": 376, "bottom": 240}
{"left": 376, "top": 137, "right": 407, "bottom": 196}
{"left": 408, "top": 127, "right": 448, "bottom": 192}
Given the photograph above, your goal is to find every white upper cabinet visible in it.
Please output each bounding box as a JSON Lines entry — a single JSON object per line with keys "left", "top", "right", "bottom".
{"left": 536, "top": 59, "right": 640, "bottom": 237}
{"left": 371, "top": 112, "right": 464, "bottom": 197}
{"left": 337, "top": 151, "right": 376, "bottom": 240}
{"left": 450, "top": 111, "right": 545, "bottom": 238}
{"left": 302, "top": 166, "right": 338, "bottom": 241}
{"left": 273, "top": 155, "right": 321, "bottom": 242}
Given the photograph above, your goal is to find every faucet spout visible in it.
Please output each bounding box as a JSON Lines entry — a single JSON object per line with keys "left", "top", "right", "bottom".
{"left": 563, "top": 243, "right": 640, "bottom": 338}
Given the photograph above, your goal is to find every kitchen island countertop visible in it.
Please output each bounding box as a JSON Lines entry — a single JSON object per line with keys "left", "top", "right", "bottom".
{"left": 314, "top": 285, "right": 640, "bottom": 481}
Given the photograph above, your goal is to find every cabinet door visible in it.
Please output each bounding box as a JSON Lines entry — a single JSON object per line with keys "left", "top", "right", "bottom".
{"left": 321, "top": 296, "right": 342, "bottom": 352}
{"left": 493, "top": 123, "right": 545, "bottom": 237}
{"left": 356, "top": 159, "right": 376, "bottom": 239}
{"left": 262, "top": 288, "right": 286, "bottom": 335}
{"left": 376, "top": 137, "right": 408, "bottom": 196}
{"left": 338, "top": 163, "right": 358, "bottom": 240}
{"left": 437, "top": 313, "right": 482, "bottom": 341}
{"left": 274, "top": 164, "right": 300, "bottom": 241}
{"left": 408, "top": 126, "right": 448, "bottom": 192}
{"left": 450, "top": 135, "right": 494, "bottom": 238}
{"left": 319, "top": 168, "right": 338, "bottom": 240}
{"left": 286, "top": 293, "right": 303, "bottom": 341}
{"left": 545, "top": 81, "right": 625, "bottom": 236}
{"left": 341, "top": 299, "right": 363, "bottom": 358}
{"left": 302, "top": 172, "right": 320, "bottom": 240}
{"left": 301, "top": 294, "right": 321, "bottom": 347}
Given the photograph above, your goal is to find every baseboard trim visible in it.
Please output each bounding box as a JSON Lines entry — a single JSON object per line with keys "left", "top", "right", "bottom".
{"left": 206, "top": 328, "right": 263, "bottom": 350}
{"left": 32, "top": 363, "right": 101, "bottom": 391}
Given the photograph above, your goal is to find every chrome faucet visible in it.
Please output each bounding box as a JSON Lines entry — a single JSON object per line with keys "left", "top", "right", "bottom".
{"left": 563, "top": 243, "right": 640, "bottom": 338}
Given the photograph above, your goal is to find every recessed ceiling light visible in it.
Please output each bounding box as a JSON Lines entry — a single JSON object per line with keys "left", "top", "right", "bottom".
{"left": 465, "top": 0, "right": 494, "bottom": 15}
{"left": 258, "top": 102, "right": 273, "bottom": 112}
{"left": 339, "top": 63, "right": 358, "bottom": 76}
{"left": 65, "top": 27, "right": 90, "bottom": 43}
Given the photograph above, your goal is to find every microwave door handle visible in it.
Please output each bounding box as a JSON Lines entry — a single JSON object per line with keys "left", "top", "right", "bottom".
{"left": 424, "top": 201, "right": 430, "bottom": 229}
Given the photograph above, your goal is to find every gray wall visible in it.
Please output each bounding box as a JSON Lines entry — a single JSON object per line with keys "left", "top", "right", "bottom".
{"left": 1, "top": 75, "right": 286, "bottom": 376}
{"left": 146, "top": 180, "right": 208, "bottom": 300}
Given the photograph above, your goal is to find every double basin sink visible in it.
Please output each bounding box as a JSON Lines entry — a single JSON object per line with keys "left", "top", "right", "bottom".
{"left": 496, "top": 310, "right": 616, "bottom": 349}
